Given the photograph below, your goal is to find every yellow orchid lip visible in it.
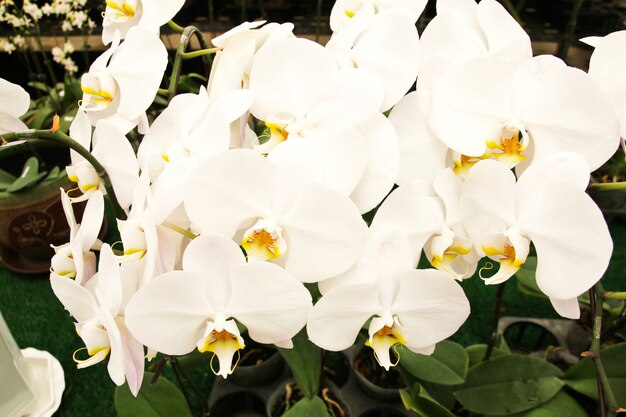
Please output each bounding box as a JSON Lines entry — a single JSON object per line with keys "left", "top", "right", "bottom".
{"left": 241, "top": 228, "right": 284, "bottom": 261}
{"left": 106, "top": 0, "right": 135, "bottom": 17}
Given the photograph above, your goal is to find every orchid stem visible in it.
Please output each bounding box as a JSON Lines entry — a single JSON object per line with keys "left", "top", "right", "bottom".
{"left": 589, "top": 182, "right": 626, "bottom": 191}
{"left": 484, "top": 282, "right": 506, "bottom": 361}
{"left": 589, "top": 285, "right": 619, "bottom": 417}
{"left": 0, "top": 129, "right": 127, "bottom": 220}
{"left": 167, "top": 20, "right": 185, "bottom": 33}
{"left": 181, "top": 48, "right": 219, "bottom": 60}
{"left": 602, "top": 291, "right": 626, "bottom": 301}
{"left": 169, "top": 357, "right": 197, "bottom": 416}
{"left": 168, "top": 25, "right": 211, "bottom": 101}
{"left": 170, "top": 357, "right": 208, "bottom": 417}
{"left": 163, "top": 222, "right": 197, "bottom": 240}
{"left": 557, "top": 0, "right": 583, "bottom": 61}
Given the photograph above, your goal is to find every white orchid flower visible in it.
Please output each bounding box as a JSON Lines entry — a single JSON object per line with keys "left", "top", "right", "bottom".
{"left": 461, "top": 154, "right": 612, "bottom": 319}
{"left": 138, "top": 86, "right": 253, "bottom": 182}
{"left": 117, "top": 172, "right": 185, "bottom": 286}
{"left": 51, "top": 244, "right": 145, "bottom": 395}
{"left": 66, "top": 110, "right": 139, "bottom": 210}
{"left": 308, "top": 230, "right": 470, "bottom": 369}
{"left": 429, "top": 55, "right": 621, "bottom": 173}
{"left": 80, "top": 27, "right": 167, "bottom": 132}
{"left": 420, "top": 0, "right": 531, "bottom": 71}
{"left": 248, "top": 37, "right": 399, "bottom": 212}
{"left": 102, "top": 0, "right": 186, "bottom": 45}
{"left": 371, "top": 170, "right": 478, "bottom": 279}
{"left": 183, "top": 149, "right": 367, "bottom": 283}
{"left": 582, "top": 30, "right": 626, "bottom": 140}
{"left": 207, "top": 21, "right": 294, "bottom": 102}
{"left": 0, "top": 77, "right": 29, "bottom": 134}
{"left": 326, "top": 7, "right": 420, "bottom": 111}
{"left": 51, "top": 190, "right": 104, "bottom": 284}
{"left": 329, "top": 0, "right": 427, "bottom": 31}
{"left": 125, "top": 234, "right": 313, "bottom": 378}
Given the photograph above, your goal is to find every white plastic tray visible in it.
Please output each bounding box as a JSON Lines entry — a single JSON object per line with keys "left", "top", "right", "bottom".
{"left": 20, "top": 348, "right": 65, "bottom": 417}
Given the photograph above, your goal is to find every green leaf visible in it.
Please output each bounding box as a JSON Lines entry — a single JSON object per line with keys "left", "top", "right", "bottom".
{"left": 399, "top": 341, "right": 469, "bottom": 385}
{"left": 515, "top": 257, "right": 547, "bottom": 299}
{"left": 29, "top": 107, "right": 56, "bottom": 129}
{"left": 27, "top": 81, "right": 50, "bottom": 93}
{"left": 282, "top": 396, "right": 330, "bottom": 417}
{"left": 400, "top": 383, "right": 456, "bottom": 417}
{"left": 479, "top": 391, "right": 587, "bottom": 417}
{"left": 276, "top": 329, "right": 321, "bottom": 399}
{"left": 562, "top": 342, "right": 626, "bottom": 404}
{"left": 0, "top": 168, "right": 17, "bottom": 190}
{"left": 454, "top": 354, "right": 564, "bottom": 415}
{"left": 41, "top": 166, "right": 62, "bottom": 184}
{"left": 465, "top": 344, "right": 510, "bottom": 369}
{"left": 114, "top": 372, "right": 193, "bottom": 417}
{"left": 7, "top": 157, "right": 47, "bottom": 193}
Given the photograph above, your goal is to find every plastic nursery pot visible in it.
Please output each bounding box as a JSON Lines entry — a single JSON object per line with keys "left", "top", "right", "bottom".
{"left": 323, "top": 351, "right": 351, "bottom": 389}
{"left": 209, "top": 391, "right": 266, "bottom": 417}
{"left": 266, "top": 379, "right": 351, "bottom": 417}
{"left": 357, "top": 409, "right": 408, "bottom": 417}
{"left": 0, "top": 144, "right": 74, "bottom": 274}
{"left": 230, "top": 339, "right": 285, "bottom": 387}
{"left": 352, "top": 347, "right": 405, "bottom": 402}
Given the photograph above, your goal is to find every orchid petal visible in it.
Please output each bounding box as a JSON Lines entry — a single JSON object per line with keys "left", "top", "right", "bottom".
{"left": 125, "top": 271, "right": 215, "bottom": 355}
{"left": 184, "top": 150, "right": 275, "bottom": 236}
{"left": 50, "top": 275, "right": 98, "bottom": 323}
{"left": 140, "top": 0, "right": 185, "bottom": 27}
{"left": 430, "top": 57, "right": 514, "bottom": 157}
{"left": 227, "top": 262, "right": 312, "bottom": 345}
{"left": 77, "top": 190, "right": 105, "bottom": 253}
{"left": 307, "top": 282, "right": 381, "bottom": 351}
{"left": 69, "top": 110, "right": 92, "bottom": 165}
{"left": 249, "top": 37, "right": 338, "bottom": 121}
{"left": 351, "top": 113, "right": 400, "bottom": 213}
{"left": 477, "top": 0, "right": 532, "bottom": 64}
{"left": 549, "top": 297, "right": 581, "bottom": 320}
{"left": 97, "top": 244, "right": 123, "bottom": 317}
{"left": 107, "top": 27, "right": 168, "bottom": 121}
{"left": 461, "top": 160, "right": 516, "bottom": 244}
{"left": 350, "top": 8, "right": 420, "bottom": 111}
{"left": 183, "top": 234, "right": 246, "bottom": 311}
{"left": 99, "top": 308, "right": 125, "bottom": 386}
{"left": 371, "top": 180, "right": 445, "bottom": 263}
{"left": 587, "top": 30, "right": 626, "bottom": 138}
{"left": 393, "top": 269, "right": 470, "bottom": 350}
{"left": 0, "top": 77, "right": 29, "bottom": 117}
{"left": 517, "top": 60, "right": 620, "bottom": 171}
{"left": 518, "top": 183, "right": 612, "bottom": 300}
{"left": 92, "top": 120, "right": 139, "bottom": 210}
{"left": 389, "top": 91, "right": 448, "bottom": 189}
{"left": 280, "top": 183, "right": 367, "bottom": 282}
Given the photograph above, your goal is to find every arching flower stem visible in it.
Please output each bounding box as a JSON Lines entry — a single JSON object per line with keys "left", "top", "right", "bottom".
{"left": 0, "top": 129, "right": 127, "bottom": 220}
{"left": 162, "top": 221, "right": 197, "bottom": 240}
{"left": 168, "top": 25, "right": 211, "bottom": 101}
{"left": 167, "top": 20, "right": 185, "bottom": 32}
{"left": 589, "top": 182, "right": 626, "bottom": 191}
{"left": 182, "top": 48, "right": 219, "bottom": 60}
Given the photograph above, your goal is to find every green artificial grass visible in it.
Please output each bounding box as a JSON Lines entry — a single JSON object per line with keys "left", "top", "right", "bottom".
{"left": 0, "top": 212, "right": 624, "bottom": 417}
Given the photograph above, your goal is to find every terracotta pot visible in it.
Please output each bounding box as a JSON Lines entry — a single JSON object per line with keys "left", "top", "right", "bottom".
{"left": 0, "top": 175, "right": 74, "bottom": 274}
{"left": 0, "top": 142, "right": 105, "bottom": 274}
